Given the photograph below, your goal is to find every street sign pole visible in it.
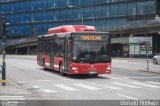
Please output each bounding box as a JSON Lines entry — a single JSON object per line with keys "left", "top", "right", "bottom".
{"left": 146, "top": 41, "right": 149, "bottom": 71}
{"left": 2, "top": 23, "right": 6, "bottom": 86}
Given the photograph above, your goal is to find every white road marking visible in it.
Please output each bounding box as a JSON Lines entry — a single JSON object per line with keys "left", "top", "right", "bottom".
{"left": 74, "top": 83, "right": 100, "bottom": 90}
{"left": 147, "top": 81, "right": 160, "bottom": 85}
{"left": 32, "top": 86, "right": 40, "bottom": 89}
{"left": 130, "top": 82, "right": 160, "bottom": 88}
{"left": 0, "top": 96, "right": 25, "bottom": 100}
{"left": 111, "top": 74, "right": 127, "bottom": 78}
{"left": 111, "top": 82, "right": 141, "bottom": 88}
{"left": 54, "top": 84, "right": 79, "bottom": 91}
{"left": 41, "top": 89, "right": 56, "bottom": 93}
{"left": 117, "top": 94, "right": 139, "bottom": 100}
{"left": 103, "top": 86, "right": 122, "bottom": 90}
{"left": 125, "top": 77, "right": 160, "bottom": 79}
{"left": 101, "top": 75, "right": 119, "bottom": 79}
{"left": 36, "top": 80, "right": 54, "bottom": 82}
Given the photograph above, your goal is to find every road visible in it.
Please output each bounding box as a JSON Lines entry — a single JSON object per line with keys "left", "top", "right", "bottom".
{"left": 1, "top": 55, "right": 160, "bottom": 103}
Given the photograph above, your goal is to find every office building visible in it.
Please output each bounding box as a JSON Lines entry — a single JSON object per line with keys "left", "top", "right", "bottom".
{"left": 0, "top": 0, "right": 160, "bottom": 56}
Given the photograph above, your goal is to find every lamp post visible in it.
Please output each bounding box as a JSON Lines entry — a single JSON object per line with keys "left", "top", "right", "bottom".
{"left": 68, "top": 5, "right": 83, "bottom": 25}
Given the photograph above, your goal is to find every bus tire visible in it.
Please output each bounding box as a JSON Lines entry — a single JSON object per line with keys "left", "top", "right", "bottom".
{"left": 59, "top": 65, "right": 66, "bottom": 76}
{"left": 91, "top": 74, "right": 98, "bottom": 77}
{"left": 43, "top": 59, "right": 47, "bottom": 71}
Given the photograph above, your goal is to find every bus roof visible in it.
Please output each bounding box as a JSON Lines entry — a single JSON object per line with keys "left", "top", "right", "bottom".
{"left": 48, "top": 25, "right": 96, "bottom": 34}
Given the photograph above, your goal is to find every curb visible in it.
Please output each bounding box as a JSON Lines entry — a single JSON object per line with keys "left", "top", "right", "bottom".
{"left": 112, "top": 58, "right": 152, "bottom": 61}
{"left": 139, "top": 70, "right": 160, "bottom": 74}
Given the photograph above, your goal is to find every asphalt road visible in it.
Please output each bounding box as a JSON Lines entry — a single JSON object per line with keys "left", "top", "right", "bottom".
{"left": 1, "top": 55, "right": 160, "bottom": 103}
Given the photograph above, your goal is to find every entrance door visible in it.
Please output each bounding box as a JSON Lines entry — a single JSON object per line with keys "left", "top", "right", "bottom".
{"left": 50, "top": 39, "right": 54, "bottom": 69}
{"left": 64, "top": 39, "right": 70, "bottom": 73}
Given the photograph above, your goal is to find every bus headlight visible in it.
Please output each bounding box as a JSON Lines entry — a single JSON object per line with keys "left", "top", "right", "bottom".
{"left": 106, "top": 66, "right": 111, "bottom": 71}
{"left": 72, "top": 67, "right": 78, "bottom": 71}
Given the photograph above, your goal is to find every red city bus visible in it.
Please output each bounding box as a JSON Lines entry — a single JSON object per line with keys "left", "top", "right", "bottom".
{"left": 37, "top": 25, "right": 111, "bottom": 76}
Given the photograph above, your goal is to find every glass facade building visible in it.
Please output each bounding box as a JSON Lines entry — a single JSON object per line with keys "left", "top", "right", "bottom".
{"left": 0, "top": 0, "right": 158, "bottom": 37}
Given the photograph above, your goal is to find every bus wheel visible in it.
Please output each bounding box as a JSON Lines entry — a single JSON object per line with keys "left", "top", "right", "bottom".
{"left": 43, "top": 60, "right": 47, "bottom": 71}
{"left": 91, "top": 74, "right": 98, "bottom": 77}
{"left": 59, "top": 65, "right": 66, "bottom": 76}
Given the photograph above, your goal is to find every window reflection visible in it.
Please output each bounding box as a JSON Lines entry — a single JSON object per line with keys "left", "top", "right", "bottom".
{"left": 0, "top": 0, "right": 157, "bottom": 37}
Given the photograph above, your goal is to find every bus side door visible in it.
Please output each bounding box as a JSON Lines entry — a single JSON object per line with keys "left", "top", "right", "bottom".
{"left": 50, "top": 39, "right": 54, "bottom": 69}
{"left": 64, "top": 39, "right": 70, "bottom": 73}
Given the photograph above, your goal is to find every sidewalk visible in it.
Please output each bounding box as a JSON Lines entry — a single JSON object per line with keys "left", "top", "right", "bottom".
{"left": 112, "top": 58, "right": 160, "bottom": 74}
{"left": 112, "top": 57, "right": 152, "bottom": 61}
{"left": 0, "top": 73, "right": 31, "bottom": 95}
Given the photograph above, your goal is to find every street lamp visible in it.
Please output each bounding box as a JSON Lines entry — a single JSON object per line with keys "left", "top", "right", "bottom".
{"left": 68, "top": 5, "right": 83, "bottom": 25}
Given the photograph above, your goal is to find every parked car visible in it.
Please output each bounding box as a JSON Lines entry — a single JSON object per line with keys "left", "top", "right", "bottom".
{"left": 153, "top": 54, "right": 160, "bottom": 64}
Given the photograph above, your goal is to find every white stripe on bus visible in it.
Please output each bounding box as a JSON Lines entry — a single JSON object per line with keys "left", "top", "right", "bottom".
{"left": 45, "top": 62, "right": 50, "bottom": 66}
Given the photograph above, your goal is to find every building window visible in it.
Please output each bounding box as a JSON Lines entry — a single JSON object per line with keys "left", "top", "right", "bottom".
{"left": 128, "top": 3, "right": 136, "bottom": 16}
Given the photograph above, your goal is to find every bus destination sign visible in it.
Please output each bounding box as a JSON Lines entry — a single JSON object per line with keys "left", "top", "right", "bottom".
{"left": 80, "top": 35, "right": 102, "bottom": 41}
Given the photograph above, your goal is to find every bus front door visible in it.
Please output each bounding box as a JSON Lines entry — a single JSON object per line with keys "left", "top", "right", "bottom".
{"left": 64, "top": 39, "right": 70, "bottom": 73}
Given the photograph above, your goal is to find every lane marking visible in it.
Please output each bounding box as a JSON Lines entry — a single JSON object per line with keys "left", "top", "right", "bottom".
{"left": 103, "top": 86, "right": 122, "bottom": 90}
{"left": 54, "top": 84, "right": 78, "bottom": 91}
{"left": 101, "top": 75, "right": 119, "bottom": 79}
{"left": 0, "top": 96, "right": 25, "bottom": 100}
{"left": 111, "top": 74, "right": 127, "bottom": 78}
{"left": 41, "top": 89, "right": 56, "bottom": 93}
{"left": 125, "top": 77, "right": 160, "bottom": 79}
{"left": 130, "top": 82, "right": 160, "bottom": 88}
{"left": 147, "top": 81, "right": 160, "bottom": 85}
{"left": 117, "top": 94, "right": 139, "bottom": 100}
{"left": 36, "top": 80, "right": 54, "bottom": 82}
{"left": 74, "top": 83, "right": 100, "bottom": 90}
{"left": 32, "top": 86, "right": 40, "bottom": 89}
{"left": 111, "top": 82, "right": 141, "bottom": 88}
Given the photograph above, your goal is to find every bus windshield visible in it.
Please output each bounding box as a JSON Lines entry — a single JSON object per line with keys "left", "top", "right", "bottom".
{"left": 72, "top": 41, "right": 111, "bottom": 63}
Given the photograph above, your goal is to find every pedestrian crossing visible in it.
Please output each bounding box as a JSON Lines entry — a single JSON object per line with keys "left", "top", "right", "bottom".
{"left": 41, "top": 89, "right": 57, "bottom": 93}
{"left": 54, "top": 84, "right": 79, "bottom": 91}
{"left": 74, "top": 83, "right": 100, "bottom": 90}
{"left": 129, "top": 82, "right": 160, "bottom": 88}
{"left": 147, "top": 81, "right": 160, "bottom": 85}
{"left": 32, "top": 81, "right": 160, "bottom": 93}
{"left": 111, "top": 82, "right": 141, "bottom": 88}
{"left": 103, "top": 86, "right": 122, "bottom": 90}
